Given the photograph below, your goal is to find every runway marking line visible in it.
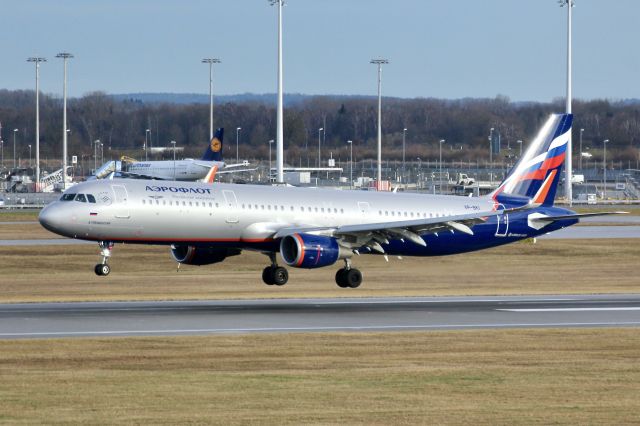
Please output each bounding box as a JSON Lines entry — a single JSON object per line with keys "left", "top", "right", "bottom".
{"left": 2, "top": 321, "right": 640, "bottom": 338}
{"left": 498, "top": 307, "right": 640, "bottom": 312}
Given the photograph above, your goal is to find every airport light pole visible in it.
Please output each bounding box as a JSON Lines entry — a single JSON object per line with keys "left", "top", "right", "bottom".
{"left": 236, "top": 127, "right": 241, "bottom": 164}
{"left": 347, "top": 140, "right": 353, "bottom": 189}
{"left": 170, "top": 140, "right": 177, "bottom": 180}
{"left": 145, "top": 129, "right": 150, "bottom": 161}
{"left": 56, "top": 52, "right": 73, "bottom": 189}
{"left": 94, "top": 140, "right": 100, "bottom": 173}
{"left": 13, "top": 129, "right": 18, "bottom": 169}
{"left": 489, "top": 127, "right": 496, "bottom": 181}
{"left": 402, "top": 128, "right": 407, "bottom": 183}
{"left": 201, "top": 58, "right": 221, "bottom": 141}
{"left": 371, "top": 58, "right": 388, "bottom": 189}
{"left": 559, "top": 0, "right": 575, "bottom": 204}
{"left": 268, "top": 139, "right": 274, "bottom": 181}
{"left": 0, "top": 140, "right": 3, "bottom": 168}
{"left": 439, "top": 139, "right": 445, "bottom": 194}
{"left": 269, "top": 0, "right": 285, "bottom": 184}
{"left": 317, "top": 127, "right": 323, "bottom": 168}
{"left": 603, "top": 139, "right": 609, "bottom": 199}
{"left": 27, "top": 57, "right": 46, "bottom": 191}
{"left": 517, "top": 140, "right": 523, "bottom": 157}
{"left": 579, "top": 128, "right": 584, "bottom": 169}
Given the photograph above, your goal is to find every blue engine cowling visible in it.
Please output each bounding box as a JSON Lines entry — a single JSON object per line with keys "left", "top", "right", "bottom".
{"left": 280, "top": 233, "right": 343, "bottom": 269}
{"left": 170, "top": 245, "right": 241, "bottom": 266}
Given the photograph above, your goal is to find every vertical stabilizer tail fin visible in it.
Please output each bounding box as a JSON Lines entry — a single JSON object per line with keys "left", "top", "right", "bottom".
{"left": 492, "top": 114, "right": 572, "bottom": 207}
{"left": 201, "top": 128, "right": 224, "bottom": 161}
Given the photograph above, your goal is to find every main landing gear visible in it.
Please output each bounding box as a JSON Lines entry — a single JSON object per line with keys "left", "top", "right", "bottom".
{"left": 94, "top": 241, "right": 113, "bottom": 276}
{"left": 335, "top": 259, "right": 362, "bottom": 289}
{"left": 262, "top": 253, "right": 288, "bottom": 286}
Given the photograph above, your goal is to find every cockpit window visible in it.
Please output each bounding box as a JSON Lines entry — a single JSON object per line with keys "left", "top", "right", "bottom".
{"left": 61, "top": 193, "right": 76, "bottom": 201}
{"left": 87, "top": 194, "right": 96, "bottom": 203}
{"left": 75, "top": 194, "right": 87, "bottom": 203}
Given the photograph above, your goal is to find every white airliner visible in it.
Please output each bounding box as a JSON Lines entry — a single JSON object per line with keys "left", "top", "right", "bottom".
{"left": 94, "top": 128, "right": 252, "bottom": 181}
{"left": 39, "top": 114, "right": 623, "bottom": 288}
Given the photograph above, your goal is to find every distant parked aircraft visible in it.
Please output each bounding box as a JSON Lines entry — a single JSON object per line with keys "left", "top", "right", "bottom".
{"left": 93, "top": 128, "right": 252, "bottom": 181}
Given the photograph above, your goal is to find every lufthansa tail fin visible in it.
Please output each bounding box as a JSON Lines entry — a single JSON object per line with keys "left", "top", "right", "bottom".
{"left": 201, "top": 128, "right": 224, "bottom": 162}
{"left": 492, "top": 114, "right": 572, "bottom": 207}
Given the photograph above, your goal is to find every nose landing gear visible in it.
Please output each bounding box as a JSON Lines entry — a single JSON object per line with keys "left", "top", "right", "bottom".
{"left": 94, "top": 241, "right": 114, "bottom": 276}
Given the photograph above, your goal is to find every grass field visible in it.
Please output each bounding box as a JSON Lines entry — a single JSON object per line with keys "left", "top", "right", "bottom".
{"left": 1, "top": 329, "right": 639, "bottom": 424}
{"left": 0, "top": 238, "right": 638, "bottom": 303}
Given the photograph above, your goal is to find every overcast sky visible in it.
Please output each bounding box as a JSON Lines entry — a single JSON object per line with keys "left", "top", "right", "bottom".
{"left": 1, "top": 0, "right": 638, "bottom": 102}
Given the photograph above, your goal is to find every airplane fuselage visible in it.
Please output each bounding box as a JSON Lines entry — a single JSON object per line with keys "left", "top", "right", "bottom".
{"left": 40, "top": 179, "right": 577, "bottom": 256}
{"left": 126, "top": 160, "right": 223, "bottom": 181}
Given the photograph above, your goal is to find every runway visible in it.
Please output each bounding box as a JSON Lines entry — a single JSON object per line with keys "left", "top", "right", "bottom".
{"left": 1, "top": 294, "right": 640, "bottom": 339}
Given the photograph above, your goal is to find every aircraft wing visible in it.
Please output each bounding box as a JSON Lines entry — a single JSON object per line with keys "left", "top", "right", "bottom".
{"left": 272, "top": 208, "right": 507, "bottom": 253}
{"left": 216, "top": 168, "right": 258, "bottom": 175}
{"left": 191, "top": 161, "right": 254, "bottom": 174}
{"left": 115, "top": 171, "right": 164, "bottom": 180}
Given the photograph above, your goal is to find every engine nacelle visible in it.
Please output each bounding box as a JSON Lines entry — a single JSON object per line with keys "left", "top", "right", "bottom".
{"left": 280, "top": 233, "right": 348, "bottom": 269}
{"left": 170, "top": 245, "right": 240, "bottom": 266}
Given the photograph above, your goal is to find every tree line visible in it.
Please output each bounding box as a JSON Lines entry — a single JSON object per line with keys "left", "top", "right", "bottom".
{"left": 1, "top": 89, "right": 639, "bottom": 167}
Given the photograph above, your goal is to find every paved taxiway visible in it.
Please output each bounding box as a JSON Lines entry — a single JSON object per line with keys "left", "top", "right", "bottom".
{"left": 1, "top": 294, "right": 640, "bottom": 339}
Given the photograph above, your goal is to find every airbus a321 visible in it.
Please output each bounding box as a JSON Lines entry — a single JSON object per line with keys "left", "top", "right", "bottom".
{"left": 39, "top": 114, "right": 623, "bottom": 288}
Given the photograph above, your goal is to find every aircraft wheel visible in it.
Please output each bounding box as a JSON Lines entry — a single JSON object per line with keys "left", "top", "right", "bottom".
{"left": 335, "top": 269, "right": 349, "bottom": 288}
{"left": 272, "top": 267, "right": 289, "bottom": 286}
{"left": 262, "top": 267, "right": 275, "bottom": 285}
{"left": 95, "top": 263, "right": 110, "bottom": 276}
{"left": 345, "top": 268, "right": 362, "bottom": 288}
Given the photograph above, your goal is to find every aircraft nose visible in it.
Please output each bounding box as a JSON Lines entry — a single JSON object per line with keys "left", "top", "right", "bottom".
{"left": 39, "top": 204, "right": 67, "bottom": 234}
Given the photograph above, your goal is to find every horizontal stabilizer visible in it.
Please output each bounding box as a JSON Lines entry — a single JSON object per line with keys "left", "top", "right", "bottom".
{"left": 532, "top": 211, "right": 628, "bottom": 222}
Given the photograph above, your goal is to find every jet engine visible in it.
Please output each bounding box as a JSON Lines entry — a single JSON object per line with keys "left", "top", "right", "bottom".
{"left": 280, "top": 233, "right": 349, "bottom": 269}
{"left": 170, "top": 245, "right": 241, "bottom": 266}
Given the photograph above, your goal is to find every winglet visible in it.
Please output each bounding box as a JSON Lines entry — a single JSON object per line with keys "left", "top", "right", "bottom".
{"left": 203, "top": 165, "right": 219, "bottom": 184}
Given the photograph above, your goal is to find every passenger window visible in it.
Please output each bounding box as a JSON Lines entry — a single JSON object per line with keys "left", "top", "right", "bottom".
{"left": 75, "top": 194, "right": 87, "bottom": 203}
{"left": 142, "top": 199, "right": 146, "bottom": 205}
{"left": 87, "top": 194, "right": 96, "bottom": 203}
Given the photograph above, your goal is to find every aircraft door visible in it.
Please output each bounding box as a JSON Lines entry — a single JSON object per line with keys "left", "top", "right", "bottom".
{"left": 495, "top": 204, "right": 508, "bottom": 237}
{"left": 357, "top": 201, "right": 371, "bottom": 218}
{"left": 111, "top": 184, "right": 130, "bottom": 219}
{"left": 222, "top": 190, "right": 239, "bottom": 223}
